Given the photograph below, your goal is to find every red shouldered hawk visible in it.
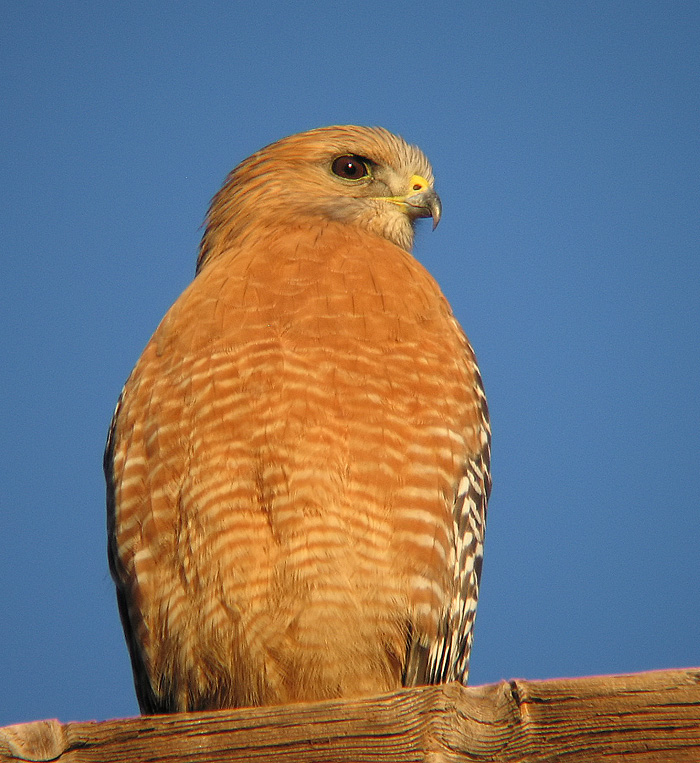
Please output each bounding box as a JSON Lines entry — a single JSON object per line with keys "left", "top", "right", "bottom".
{"left": 105, "top": 125, "right": 491, "bottom": 713}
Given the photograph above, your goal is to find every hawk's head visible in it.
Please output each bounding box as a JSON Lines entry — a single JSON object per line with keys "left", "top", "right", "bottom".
{"left": 198, "top": 125, "right": 441, "bottom": 272}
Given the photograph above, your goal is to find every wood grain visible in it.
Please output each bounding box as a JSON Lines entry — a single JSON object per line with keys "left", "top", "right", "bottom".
{"left": 2, "top": 669, "right": 699, "bottom": 762}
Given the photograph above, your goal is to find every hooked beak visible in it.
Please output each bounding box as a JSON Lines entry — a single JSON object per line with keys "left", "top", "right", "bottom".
{"left": 384, "top": 174, "right": 442, "bottom": 230}
{"left": 405, "top": 184, "right": 442, "bottom": 230}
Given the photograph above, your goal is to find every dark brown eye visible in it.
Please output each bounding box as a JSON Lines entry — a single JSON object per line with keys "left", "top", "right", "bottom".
{"left": 331, "top": 155, "right": 369, "bottom": 180}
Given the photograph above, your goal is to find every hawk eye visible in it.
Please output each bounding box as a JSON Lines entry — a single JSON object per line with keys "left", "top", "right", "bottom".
{"left": 331, "top": 155, "right": 369, "bottom": 180}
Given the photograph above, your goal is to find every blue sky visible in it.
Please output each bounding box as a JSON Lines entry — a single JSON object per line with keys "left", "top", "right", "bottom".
{"left": 1, "top": 1, "right": 698, "bottom": 726}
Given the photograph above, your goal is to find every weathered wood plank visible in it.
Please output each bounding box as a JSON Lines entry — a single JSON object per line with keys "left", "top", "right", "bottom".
{"left": 1, "top": 668, "right": 698, "bottom": 762}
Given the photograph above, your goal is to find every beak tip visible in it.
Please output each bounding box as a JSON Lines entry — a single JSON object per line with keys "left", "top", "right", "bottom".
{"left": 431, "top": 196, "right": 442, "bottom": 230}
